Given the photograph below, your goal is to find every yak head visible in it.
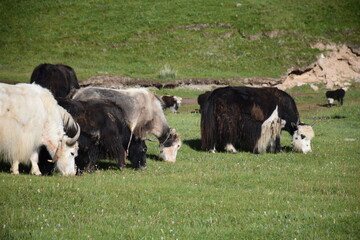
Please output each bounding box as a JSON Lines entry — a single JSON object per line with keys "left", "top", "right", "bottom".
{"left": 292, "top": 124, "right": 315, "bottom": 154}
{"left": 128, "top": 137, "right": 148, "bottom": 169}
{"left": 159, "top": 128, "right": 181, "bottom": 162}
{"left": 52, "top": 123, "right": 80, "bottom": 176}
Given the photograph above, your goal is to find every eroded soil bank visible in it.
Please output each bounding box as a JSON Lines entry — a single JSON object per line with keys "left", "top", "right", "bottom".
{"left": 81, "top": 43, "right": 360, "bottom": 91}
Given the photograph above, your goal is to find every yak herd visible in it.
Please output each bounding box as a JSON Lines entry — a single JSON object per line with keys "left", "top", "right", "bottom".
{"left": 0, "top": 63, "right": 346, "bottom": 176}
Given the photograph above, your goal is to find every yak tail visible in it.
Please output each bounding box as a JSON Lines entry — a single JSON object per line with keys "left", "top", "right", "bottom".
{"left": 255, "top": 106, "right": 282, "bottom": 154}
{"left": 200, "top": 96, "right": 217, "bottom": 151}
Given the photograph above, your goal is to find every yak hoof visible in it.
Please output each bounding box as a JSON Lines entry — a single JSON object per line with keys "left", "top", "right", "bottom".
{"left": 225, "top": 144, "right": 237, "bottom": 154}
{"left": 31, "top": 170, "right": 42, "bottom": 176}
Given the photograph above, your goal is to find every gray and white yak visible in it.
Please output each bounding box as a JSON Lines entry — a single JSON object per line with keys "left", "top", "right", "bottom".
{"left": 72, "top": 87, "right": 182, "bottom": 162}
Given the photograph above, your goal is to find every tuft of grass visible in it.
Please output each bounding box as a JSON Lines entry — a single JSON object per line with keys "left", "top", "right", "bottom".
{"left": 157, "top": 64, "right": 177, "bottom": 80}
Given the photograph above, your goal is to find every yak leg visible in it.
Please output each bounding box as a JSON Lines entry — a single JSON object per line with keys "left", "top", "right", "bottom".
{"left": 10, "top": 160, "right": 20, "bottom": 175}
{"left": 30, "top": 151, "right": 42, "bottom": 176}
{"left": 209, "top": 146, "right": 217, "bottom": 153}
{"left": 225, "top": 143, "right": 237, "bottom": 153}
{"left": 117, "top": 147, "right": 126, "bottom": 170}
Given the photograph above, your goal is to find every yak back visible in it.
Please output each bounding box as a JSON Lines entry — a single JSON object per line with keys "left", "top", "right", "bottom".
{"left": 57, "top": 98, "right": 129, "bottom": 143}
{"left": 201, "top": 86, "right": 299, "bottom": 150}
{"left": 30, "top": 63, "right": 80, "bottom": 98}
{"left": 326, "top": 88, "right": 345, "bottom": 100}
{"left": 201, "top": 87, "right": 268, "bottom": 151}
{"left": 56, "top": 98, "right": 133, "bottom": 170}
{"left": 72, "top": 87, "right": 168, "bottom": 139}
{"left": 229, "top": 86, "right": 299, "bottom": 134}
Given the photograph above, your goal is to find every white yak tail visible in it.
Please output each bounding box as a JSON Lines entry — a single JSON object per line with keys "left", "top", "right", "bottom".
{"left": 255, "top": 106, "right": 283, "bottom": 154}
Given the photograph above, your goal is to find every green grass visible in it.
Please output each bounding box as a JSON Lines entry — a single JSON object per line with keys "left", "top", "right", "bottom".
{"left": 0, "top": 0, "right": 359, "bottom": 83}
{"left": 1, "top": 85, "right": 360, "bottom": 239}
{"left": 1, "top": 0, "right": 360, "bottom": 238}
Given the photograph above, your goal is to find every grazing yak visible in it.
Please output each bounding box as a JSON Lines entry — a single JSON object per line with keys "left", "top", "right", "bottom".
{"left": 161, "top": 95, "right": 182, "bottom": 113}
{"left": 0, "top": 83, "right": 80, "bottom": 176}
{"left": 201, "top": 86, "right": 314, "bottom": 154}
{"left": 326, "top": 88, "right": 346, "bottom": 107}
{"left": 72, "top": 87, "right": 182, "bottom": 162}
{"left": 30, "top": 63, "right": 80, "bottom": 98}
{"left": 56, "top": 98, "right": 147, "bottom": 172}
{"left": 201, "top": 95, "right": 284, "bottom": 154}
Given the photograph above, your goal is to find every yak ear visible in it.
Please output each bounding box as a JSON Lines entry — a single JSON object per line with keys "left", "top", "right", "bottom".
{"left": 170, "top": 128, "right": 177, "bottom": 135}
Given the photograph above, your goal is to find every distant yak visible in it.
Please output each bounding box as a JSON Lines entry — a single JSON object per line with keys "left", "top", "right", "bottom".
{"left": 161, "top": 95, "right": 182, "bottom": 113}
{"left": 326, "top": 88, "right": 345, "bottom": 107}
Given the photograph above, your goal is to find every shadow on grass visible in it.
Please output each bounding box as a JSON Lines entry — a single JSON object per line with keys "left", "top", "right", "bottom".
{"left": 281, "top": 146, "right": 294, "bottom": 153}
{"left": 183, "top": 138, "right": 202, "bottom": 151}
{"left": 312, "top": 115, "right": 346, "bottom": 120}
{"left": 317, "top": 103, "right": 345, "bottom": 108}
{"left": 0, "top": 161, "right": 32, "bottom": 174}
{"left": 147, "top": 154, "right": 162, "bottom": 161}
{"left": 183, "top": 138, "right": 297, "bottom": 154}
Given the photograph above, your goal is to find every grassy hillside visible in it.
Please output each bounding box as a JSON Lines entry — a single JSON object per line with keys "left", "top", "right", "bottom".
{"left": 0, "top": 0, "right": 359, "bottom": 82}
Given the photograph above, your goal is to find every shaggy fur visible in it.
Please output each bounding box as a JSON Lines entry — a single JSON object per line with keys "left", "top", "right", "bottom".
{"left": 73, "top": 87, "right": 181, "bottom": 162}
{"left": 201, "top": 86, "right": 314, "bottom": 153}
{"left": 56, "top": 98, "right": 147, "bottom": 172}
{"left": 200, "top": 87, "right": 283, "bottom": 153}
{"left": 30, "top": 63, "right": 80, "bottom": 98}
{"left": 197, "top": 91, "right": 212, "bottom": 113}
{"left": 255, "top": 107, "right": 285, "bottom": 153}
{"left": 0, "top": 83, "right": 79, "bottom": 175}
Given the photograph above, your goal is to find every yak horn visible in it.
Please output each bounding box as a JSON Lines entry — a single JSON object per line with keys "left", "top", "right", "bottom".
{"left": 66, "top": 122, "right": 81, "bottom": 146}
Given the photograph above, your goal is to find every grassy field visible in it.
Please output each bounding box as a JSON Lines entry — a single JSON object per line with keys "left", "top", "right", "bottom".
{"left": 1, "top": 84, "right": 360, "bottom": 239}
{"left": 1, "top": 0, "right": 360, "bottom": 239}
{"left": 0, "top": 0, "right": 359, "bottom": 82}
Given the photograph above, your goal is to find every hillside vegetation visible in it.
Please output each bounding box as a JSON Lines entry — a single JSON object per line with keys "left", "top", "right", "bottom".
{"left": 0, "top": 0, "right": 359, "bottom": 82}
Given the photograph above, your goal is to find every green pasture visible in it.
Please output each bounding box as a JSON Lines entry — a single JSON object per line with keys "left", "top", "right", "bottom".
{"left": 1, "top": 0, "right": 360, "bottom": 238}
{"left": 1, "top": 84, "right": 360, "bottom": 239}
{"left": 0, "top": 0, "right": 359, "bottom": 82}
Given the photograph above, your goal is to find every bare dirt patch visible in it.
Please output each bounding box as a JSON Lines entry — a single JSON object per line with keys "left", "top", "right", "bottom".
{"left": 81, "top": 44, "right": 360, "bottom": 92}
{"left": 278, "top": 44, "right": 360, "bottom": 90}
